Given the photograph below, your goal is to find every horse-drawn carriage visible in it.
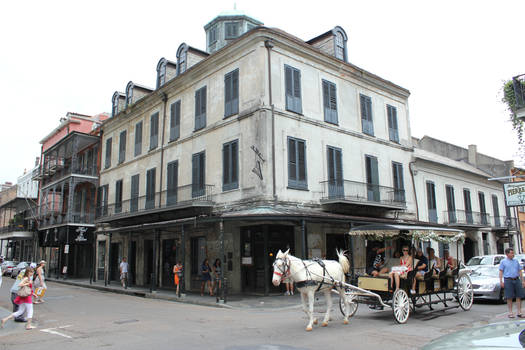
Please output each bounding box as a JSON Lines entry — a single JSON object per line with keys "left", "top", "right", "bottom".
{"left": 339, "top": 224, "right": 474, "bottom": 324}
{"left": 272, "top": 224, "right": 474, "bottom": 330}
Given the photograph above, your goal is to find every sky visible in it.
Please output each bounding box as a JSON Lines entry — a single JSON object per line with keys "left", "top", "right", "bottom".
{"left": 1, "top": 0, "right": 524, "bottom": 184}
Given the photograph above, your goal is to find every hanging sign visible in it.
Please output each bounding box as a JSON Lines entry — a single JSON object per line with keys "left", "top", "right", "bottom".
{"left": 504, "top": 182, "right": 525, "bottom": 207}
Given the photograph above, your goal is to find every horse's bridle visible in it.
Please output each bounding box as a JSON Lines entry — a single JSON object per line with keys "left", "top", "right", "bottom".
{"left": 272, "top": 257, "right": 290, "bottom": 282}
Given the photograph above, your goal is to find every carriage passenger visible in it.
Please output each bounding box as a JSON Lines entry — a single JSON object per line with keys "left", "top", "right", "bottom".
{"left": 410, "top": 249, "right": 428, "bottom": 294}
{"left": 443, "top": 250, "right": 456, "bottom": 270}
{"left": 428, "top": 248, "right": 441, "bottom": 275}
{"left": 367, "top": 244, "right": 390, "bottom": 277}
{"left": 388, "top": 246, "right": 412, "bottom": 291}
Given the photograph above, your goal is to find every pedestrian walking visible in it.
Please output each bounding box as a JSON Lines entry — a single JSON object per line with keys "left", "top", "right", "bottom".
{"left": 2, "top": 267, "right": 36, "bottom": 330}
{"left": 499, "top": 248, "right": 525, "bottom": 318}
{"left": 119, "top": 257, "right": 129, "bottom": 288}
{"left": 200, "top": 259, "right": 213, "bottom": 296}
{"left": 33, "top": 260, "right": 47, "bottom": 304}
{"left": 10, "top": 263, "right": 35, "bottom": 322}
{"left": 173, "top": 261, "right": 183, "bottom": 296}
{"left": 212, "top": 259, "right": 222, "bottom": 294}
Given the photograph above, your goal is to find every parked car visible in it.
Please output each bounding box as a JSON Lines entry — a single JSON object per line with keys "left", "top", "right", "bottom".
{"left": 1, "top": 261, "right": 16, "bottom": 276}
{"left": 466, "top": 255, "right": 505, "bottom": 270}
{"left": 10, "top": 262, "right": 30, "bottom": 278}
{"left": 470, "top": 266, "right": 504, "bottom": 303}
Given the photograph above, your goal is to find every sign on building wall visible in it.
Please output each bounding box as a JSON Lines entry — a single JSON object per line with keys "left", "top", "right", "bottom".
{"left": 504, "top": 182, "right": 525, "bottom": 206}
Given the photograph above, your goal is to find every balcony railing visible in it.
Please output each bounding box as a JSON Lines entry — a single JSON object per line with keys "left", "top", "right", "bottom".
{"left": 513, "top": 74, "right": 525, "bottom": 110}
{"left": 96, "top": 184, "right": 215, "bottom": 220}
{"left": 38, "top": 211, "right": 96, "bottom": 228}
{"left": 492, "top": 216, "right": 518, "bottom": 230}
{"left": 442, "top": 210, "right": 489, "bottom": 226}
{"left": 319, "top": 179, "right": 406, "bottom": 208}
{"left": 0, "top": 224, "right": 36, "bottom": 234}
{"left": 39, "top": 164, "right": 98, "bottom": 188}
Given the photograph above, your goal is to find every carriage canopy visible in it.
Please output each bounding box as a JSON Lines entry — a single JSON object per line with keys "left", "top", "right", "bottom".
{"left": 348, "top": 224, "right": 465, "bottom": 244}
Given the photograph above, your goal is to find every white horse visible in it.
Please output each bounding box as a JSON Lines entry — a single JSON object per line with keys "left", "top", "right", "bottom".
{"left": 272, "top": 249, "right": 351, "bottom": 331}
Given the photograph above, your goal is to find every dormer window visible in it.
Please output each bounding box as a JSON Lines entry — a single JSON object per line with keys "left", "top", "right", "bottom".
{"left": 176, "top": 43, "right": 188, "bottom": 76}
{"left": 208, "top": 26, "right": 217, "bottom": 46}
{"left": 225, "top": 22, "right": 239, "bottom": 39}
{"left": 156, "top": 58, "right": 167, "bottom": 89}
{"left": 332, "top": 27, "right": 348, "bottom": 62}
{"left": 126, "top": 82, "right": 134, "bottom": 107}
{"left": 111, "top": 92, "right": 120, "bottom": 117}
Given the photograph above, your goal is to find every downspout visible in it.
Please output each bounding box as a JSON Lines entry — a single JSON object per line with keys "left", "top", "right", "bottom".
{"left": 158, "top": 92, "right": 168, "bottom": 207}
{"left": 265, "top": 39, "right": 277, "bottom": 202}
{"left": 409, "top": 161, "right": 419, "bottom": 221}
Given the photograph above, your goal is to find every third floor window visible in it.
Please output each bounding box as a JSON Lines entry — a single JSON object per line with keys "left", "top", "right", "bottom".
{"left": 387, "top": 104, "right": 399, "bottom": 143}
{"left": 224, "top": 69, "right": 239, "bottom": 117}
{"left": 285, "top": 65, "right": 302, "bottom": 114}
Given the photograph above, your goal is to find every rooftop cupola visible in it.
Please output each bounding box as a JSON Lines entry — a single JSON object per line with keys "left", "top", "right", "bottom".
{"left": 204, "top": 8, "right": 263, "bottom": 54}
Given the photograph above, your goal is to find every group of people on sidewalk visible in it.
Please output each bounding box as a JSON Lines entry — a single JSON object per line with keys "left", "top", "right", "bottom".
{"left": 1, "top": 260, "right": 47, "bottom": 330}
{"left": 200, "top": 258, "right": 222, "bottom": 296}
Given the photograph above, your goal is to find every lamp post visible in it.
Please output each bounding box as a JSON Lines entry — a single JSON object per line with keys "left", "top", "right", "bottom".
{"left": 505, "top": 217, "right": 514, "bottom": 249}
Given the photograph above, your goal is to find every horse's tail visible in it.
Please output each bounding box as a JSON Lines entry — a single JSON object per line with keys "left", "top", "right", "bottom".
{"left": 336, "top": 249, "right": 350, "bottom": 274}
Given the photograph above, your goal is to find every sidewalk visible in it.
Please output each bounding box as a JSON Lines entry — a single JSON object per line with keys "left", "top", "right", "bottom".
{"left": 45, "top": 277, "right": 305, "bottom": 310}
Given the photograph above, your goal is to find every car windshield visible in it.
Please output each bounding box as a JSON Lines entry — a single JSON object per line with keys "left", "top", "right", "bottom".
{"left": 467, "top": 256, "right": 492, "bottom": 266}
{"left": 16, "top": 262, "right": 27, "bottom": 268}
{"left": 470, "top": 267, "right": 499, "bottom": 277}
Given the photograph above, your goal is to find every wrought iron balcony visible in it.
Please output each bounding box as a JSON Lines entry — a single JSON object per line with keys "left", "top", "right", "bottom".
{"left": 492, "top": 216, "right": 518, "bottom": 230}
{"left": 96, "top": 184, "right": 215, "bottom": 221}
{"left": 443, "top": 210, "right": 493, "bottom": 227}
{"left": 319, "top": 179, "right": 406, "bottom": 209}
{"left": 38, "top": 209, "right": 96, "bottom": 229}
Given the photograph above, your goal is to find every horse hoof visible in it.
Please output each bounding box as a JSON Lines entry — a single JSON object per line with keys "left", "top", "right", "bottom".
{"left": 343, "top": 319, "right": 349, "bottom": 325}
{"left": 306, "top": 326, "right": 313, "bottom": 332}
{"left": 321, "top": 322, "right": 328, "bottom": 327}
{"left": 313, "top": 319, "right": 318, "bottom": 325}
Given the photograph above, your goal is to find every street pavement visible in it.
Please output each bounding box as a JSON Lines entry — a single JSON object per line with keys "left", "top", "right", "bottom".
{"left": 0, "top": 279, "right": 510, "bottom": 350}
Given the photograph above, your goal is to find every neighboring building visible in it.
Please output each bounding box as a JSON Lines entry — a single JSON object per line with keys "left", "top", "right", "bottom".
{"left": 96, "top": 11, "right": 418, "bottom": 294}
{"left": 33, "top": 112, "right": 108, "bottom": 278}
{"left": 511, "top": 167, "right": 525, "bottom": 252}
{"left": 412, "top": 136, "right": 518, "bottom": 262}
{"left": 0, "top": 162, "right": 40, "bottom": 261}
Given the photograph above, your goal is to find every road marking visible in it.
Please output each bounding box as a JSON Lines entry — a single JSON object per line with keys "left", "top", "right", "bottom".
{"left": 40, "top": 325, "right": 73, "bottom": 339}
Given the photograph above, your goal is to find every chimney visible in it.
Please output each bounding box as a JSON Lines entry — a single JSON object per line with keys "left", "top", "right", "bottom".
{"left": 468, "top": 144, "right": 477, "bottom": 167}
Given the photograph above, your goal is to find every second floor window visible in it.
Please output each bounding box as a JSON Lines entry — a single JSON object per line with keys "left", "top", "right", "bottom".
{"left": 285, "top": 65, "right": 302, "bottom": 114}
{"left": 118, "top": 130, "right": 126, "bottom": 164}
{"left": 135, "top": 121, "right": 143, "bottom": 157}
{"left": 392, "top": 162, "right": 405, "bottom": 202}
{"left": 446, "top": 185, "right": 456, "bottom": 223}
{"left": 323, "top": 80, "right": 338, "bottom": 124}
{"left": 97, "top": 184, "right": 108, "bottom": 217}
{"left": 130, "top": 174, "right": 139, "bottom": 213}
{"left": 146, "top": 168, "right": 156, "bottom": 210}
{"left": 360, "top": 94, "right": 374, "bottom": 136}
{"left": 365, "top": 155, "right": 379, "bottom": 202}
{"left": 288, "top": 137, "right": 307, "bottom": 190}
{"left": 167, "top": 160, "right": 178, "bottom": 206}
{"left": 224, "top": 69, "right": 239, "bottom": 117}
{"left": 115, "top": 179, "right": 123, "bottom": 214}
{"left": 192, "top": 151, "right": 206, "bottom": 198}
{"left": 492, "top": 195, "right": 501, "bottom": 226}
{"left": 195, "top": 86, "right": 207, "bottom": 131}
{"left": 479, "top": 192, "right": 488, "bottom": 224}
{"left": 327, "top": 146, "right": 343, "bottom": 198}
{"left": 150, "top": 112, "right": 159, "bottom": 150}
{"left": 105, "top": 138, "right": 112, "bottom": 169}
{"left": 387, "top": 105, "right": 399, "bottom": 143}
{"left": 464, "top": 189, "right": 473, "bottom": 224}
{"left": 426, "top": 181, "right": 437, "bottom": 223}
{"left": 170, "top": 101, "right": 181, "bottom": 141}
{"left": 223, "top": 140, "right": 239, "bottom": 191}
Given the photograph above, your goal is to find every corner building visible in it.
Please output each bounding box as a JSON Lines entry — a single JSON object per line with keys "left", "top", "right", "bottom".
{"left": 96, "top": 12, "right": 417, "bottom": 294}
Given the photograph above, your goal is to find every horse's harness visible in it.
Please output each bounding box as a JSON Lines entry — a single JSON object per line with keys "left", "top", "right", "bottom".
{"left": 274, "top": 256, "right": 336, "bottom": 292}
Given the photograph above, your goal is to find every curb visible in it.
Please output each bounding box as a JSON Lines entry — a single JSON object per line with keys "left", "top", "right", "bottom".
{"left": 46, "top": 279, "right": 232, "bottom": 309}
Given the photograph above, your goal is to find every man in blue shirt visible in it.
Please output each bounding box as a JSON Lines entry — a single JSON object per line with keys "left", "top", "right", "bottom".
{"left": 499, "top": 248, "right": 525, "bottom": 318}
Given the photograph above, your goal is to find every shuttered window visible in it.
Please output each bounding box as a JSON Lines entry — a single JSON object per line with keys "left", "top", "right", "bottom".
{"left": 225, "top": 22, "right": 239, "bottom": 39}
{"left": 167, "top": 161, "right": 178, "bottom": 206}
{"left": 464, "top": 189, "right": 473, "bottom": 223}
{"left": 365, "top": 155, "right": 380, "bottom": 202}
{"left": 288, "top": 137, "right": 307, "bottom": 190}
{"left": 224, "top": 69, "right": 239, "bottom": 117}
{"left": 169, "top": 101, "right": 181, "bottom": 142}
{"left": 492, "top": 195, "right": 501, "bottom": 227}
{"left": 223, "top": 140, "right": 239, "bottom": 191}
{"left": 360, "top": 94, "right": 374, "bottom": 136}
{"left": 115, "top": 179, "right": 123, "bottom": 214}
{"left": 130, "top": 174, "right": 139, "bottom": 213}
{"left": 192, "top": 151, "right": 206, "bottom": 198}
{"left": 285, "top": 65, "right": 302, "bottom": 114}
{"left": 118, "top": 130, "right": 126, "bottom": 164}
{"left": 479, "top": 192, "right": 488, "bottom": 224}
{"left": 387, "top": 105, "right": 399, "bottom": 142}
{"left": 134, "top": 121, "right": 142, "bottom": 157}
{"left": 194, "top": 86, "right": 207, "bottom": 131}
{"left": 327, "top": 146, "right": 343, "bottom": 198}
{"left": 426, "top": 181, "right": 437, "bottom": 222}
{"left": 104, "top": 138, "right": 112, "bottom": 169}
{"left": 446, "top": 185, "right": 457, "bottom": 223}
{"left": 323, "top": 80, "right": 338, "bottom": 124}
{"left": 150, "top": 112, "right": 159, "bottom": 150}
{"left": 392, "top": 162, "right": 405, "bottom": 203}
{"left": 145, "top": 168, "right": 156, "bottom": 210}
{"left": 208, "top": 26, "right": 217, "bottom": 45}
{"left": 97, "top": 184, "right": 108, "bottom": 217}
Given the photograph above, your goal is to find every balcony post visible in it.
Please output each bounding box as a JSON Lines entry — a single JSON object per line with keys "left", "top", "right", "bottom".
{"left": 301, "top": 219, "right": 307, "bottom": 259}
{"left": 180, "top": 224, "right": 185, "bottom": 295}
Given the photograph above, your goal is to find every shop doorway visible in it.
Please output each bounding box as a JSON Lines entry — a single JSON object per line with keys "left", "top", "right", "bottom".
{"left": 326, "top": 234, "right": 347, "bottom": 260}
{"left": 463, "top": 237, "right": 475, "bottom": 263}
{"left": 241, "top": 225, "right": 295, "bottom": 294}
{"left": 109, "top": 242, "right": 120, "bottom": 281}
{"left": 144, "top": 240, "right": 153, "bottom": 286}
{"left": 129, "top": 241, "right": 136, "bottom": 285}
{"left": 162, "top": 239, "right": 177, "bottom": 289}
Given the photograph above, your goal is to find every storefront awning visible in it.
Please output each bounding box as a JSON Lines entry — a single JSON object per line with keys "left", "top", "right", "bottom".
{"left": 348, "top": 223, "right": 465, "bottom": 243}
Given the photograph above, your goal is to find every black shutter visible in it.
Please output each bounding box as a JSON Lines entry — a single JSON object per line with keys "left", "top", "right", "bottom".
{"left": 323, "top": 80, "right": 337, "bottom": 124}
{"left": 115, "top": 180, "right": 123, "bottom": 213}
{"left": 135, "top": 121, "right": 142, "bottom": 156}
{"left": 297, "top": 140, "right": 306, "bottom": 182}
{"left": 192, "top": 152, "right": 205, "bottom": 197}
{"left": 170, "top": 101, "right": 181, "bottom": 141}
{"left": 231, "top": 140, "right": 238, "bottom": 186}
{"left": 293, "top": 68, "right": 302, "bottom": 113}
{"left": 388, "top": 105, "right": 398, "bottom": 142}
{"left": 130, "top": 174, "right": 139, "bottom": 212}
{"left": 150, "top": 113, "right": 159, "bottom": 149}
{"left": 167, "top": 161, "right": 178, "bottom": 206}
{"left": 223, "top": 143, "right": 230, "bottom": 187}
{"left": 285, "top": 66, "right": 293, "bottom": 111}
{"left": 146, "top": 168, "right": 156, "bottom": 209}
{"left": 105, "top": 138, "right": 112, "bottom": 168}
{"left": 231, "top": 69, "right": 239, "bottom": 115}
{"left": 192, "top": 153, "right": 199, "bottom": 197}
{"left": 225, "top": 72, "right": 232, "bottom": 117}
{"left": 195, "top": 87, "right": 207, "bottom": 130}
{"left": 288, "top": 138, "right": 297, "bottom": 183}
{"left": 119, "top": 130, "right": 126, "bottom": 164}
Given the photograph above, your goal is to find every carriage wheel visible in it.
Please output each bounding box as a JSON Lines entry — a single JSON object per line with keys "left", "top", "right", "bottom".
{"left": 457, "top": 274, "right": 473, "bottom": 311}
{"left": 339, "top": 291, "right": 358, "bottom": 317}
{"left": 392, "top": 289, "right": 410, "bottom": 324}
